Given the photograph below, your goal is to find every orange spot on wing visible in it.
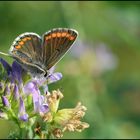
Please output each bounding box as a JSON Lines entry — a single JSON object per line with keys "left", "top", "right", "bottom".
{"left": 57, "top": 32, "right": 61, "bottom": 37}
{"left": 22, "top": 38, "right": 27, "bottom": 42}
{"left": 69, "top": 36, "right": 75, "bottom": 40}
{"left": 52, "top": 33, "right": 56, "bottom": 37}
{"left": 46, "top": 36, "right": 49, "bottom": 40}
{"left": 62, "top": 32, "right": 67, "bottom": 37}
{"left": 66, "top": 33, "right": 70, "bottom": 38}
{"left": 46, "top": 35, "right": 51, "bottom": 40}
{"left": 15, "top": 45, "right": 21, "bottom": 49}
{"left": 19, "top": 41, "right": 24, "bottom": 45}
{"left": 27, "top": 37, "right": 31, "bottom": 40}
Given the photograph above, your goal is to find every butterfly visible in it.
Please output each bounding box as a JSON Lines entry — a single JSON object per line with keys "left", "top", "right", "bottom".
{"left": 0, "top": 28, "right": 78, "bottom": 78}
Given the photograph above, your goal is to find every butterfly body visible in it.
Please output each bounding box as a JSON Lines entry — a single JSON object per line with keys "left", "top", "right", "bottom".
{"left": 9, "top": 28, "right": 78, "bottom": 78}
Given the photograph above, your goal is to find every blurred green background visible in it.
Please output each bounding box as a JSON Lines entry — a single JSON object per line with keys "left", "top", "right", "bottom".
{"left": 0, "top": 1, "right": 140, "bottom": 139}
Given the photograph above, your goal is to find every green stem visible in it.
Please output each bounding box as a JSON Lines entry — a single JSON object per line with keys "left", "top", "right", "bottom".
{"left": 18, "top": 121, "right": 33, "bottom": 139}
{"left": 19, "top": 127, "right": 27, "bottom": 139}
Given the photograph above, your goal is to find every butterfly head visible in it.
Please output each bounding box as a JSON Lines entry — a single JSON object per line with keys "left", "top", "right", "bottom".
{"left": 44, "top": 71, "right": 48, "bottom": 77}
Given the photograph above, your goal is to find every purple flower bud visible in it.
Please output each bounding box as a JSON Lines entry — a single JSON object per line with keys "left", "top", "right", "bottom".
{"left": 12, "top": 61, "right": 23, "bottom": 83}
{"left": 19, "top": 97, "right": 28, "bottom": 121}
{"left": 0, "top": 58, "right": 12, "bottom": 75}
{"left": 47, "top": 72, "right": 62, "bottom": 84}
{"left": 13, "top": 84, "right": 19, "bottom": 100}
{"left": 32, "top": 90, "right": 40, "bottom": 113}
{"left": 1, "top": 96, "right": 10, "bottom": 108}
{"left": 19, "top": 114, "right": 29, "bottom": 122}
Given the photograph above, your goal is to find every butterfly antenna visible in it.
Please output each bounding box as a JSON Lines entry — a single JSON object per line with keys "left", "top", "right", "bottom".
{"left": 0, "top": 51, "right": 10, "bottom": 56}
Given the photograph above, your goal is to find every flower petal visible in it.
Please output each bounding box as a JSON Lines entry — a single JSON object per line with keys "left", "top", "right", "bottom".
{"left": 40, "top": 104, "right": 49, "bottom": 114}
{"left": 19, "top": 113, "right": 29, "bottom": 122}
{"left": 49, "top": 66, "right": 55, "bottom": 74}
{"left": 24, "top": 81, "right": 38, "bottom": 95}
{"left": 19, "top": 97, "right": 28, "bottom": 121}
{"left": 13, "top": 84, "right": 19, "bottom": 100}
{"left": 12, "top": 61, "right": 23, "bottom": 83}
{"left": 0, "top": 58, "right": 12, "bottom": 75}
{"left": 32, "top": 91, "right": 40, "bottom": 113}
{"left": 47, "top": 72, "right": 62, "bottom": 84}
{"left": 24, "top": 81, "right": 47, "bottom": 114}
{"left": 1, "top": 96, "right": 10, "bottom": 108}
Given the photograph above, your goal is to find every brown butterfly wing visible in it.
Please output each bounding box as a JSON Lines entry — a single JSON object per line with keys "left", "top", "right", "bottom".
{"left": 42, "top": 28, "right": 78, "bottom": 70}
{"left": 9, "top": 33, "right": 45, "bottom": 75}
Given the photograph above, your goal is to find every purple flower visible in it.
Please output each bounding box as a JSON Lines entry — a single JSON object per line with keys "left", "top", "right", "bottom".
{"left": 47, "top": 72, "right": 62, "bottom": 84}
{"left": 13, "top": 84, "right": 19, "bottom": 100}
{"left": 38, "top": 95, "right": 48, "bottom": 114}
{"left": 24, "top": 81, "right": 49, "bottom": 114}
{"left": 40, "top": 103, "right": 49, "bottom": 114}
{"left": 19, "top": 97, "right": 28, "bottom": 121}
{"left": 23, "top": 68, "right": 62, "bottom": 113}
{"left": 48, "top": 66, "right": 62, "bottom": 79}
{"left": 0, "top": 58, "right": 24, "bottom": 84}
{"left": 1, "top": 96, "right": 10, "bottom": 108}
{"left": 33, "top": 66, "right": 63, "bottom": 86}
{"left": 11, "top": 61, "right": 23, "bottom": 83}
{"left": 24, "top": 81, "right": 38, "bottom": 95}
{"left": 32, "top": 90, "right": 48, "bottom": 114}
{"left": 32, "top": 89, "right": 40, "bottom": 113}
{"left": 0, "top": 58, "right": 62, "bottom": 123}
{"left": 0, "top": 58, "right": 12, "bottom": 75}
